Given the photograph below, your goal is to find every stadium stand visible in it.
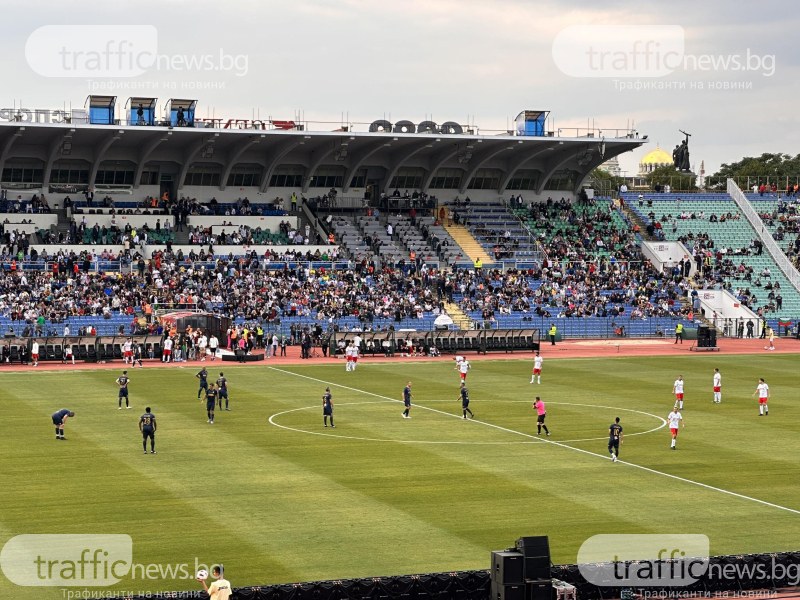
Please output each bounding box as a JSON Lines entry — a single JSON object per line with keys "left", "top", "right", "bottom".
{"left": 624, "top": 192, "right": 800, "bottom": 320}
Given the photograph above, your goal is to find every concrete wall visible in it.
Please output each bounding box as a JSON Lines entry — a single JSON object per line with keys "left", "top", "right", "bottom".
{"left": 73, "top": 214, "right": 174, "bottom": 229}
{"left": 642, "top": 240, "right": 694, "bottom": 275}
{"left": 0, "top": 213, "right": 58, "bottom": 228}
{"left": 187, "top": 215, "right": 297, "bottom": 230}
{"left": 695, "top": 288, "right": 760, "bottom": 333}
{"left": 27, "top": 244, "right": 337, "bottom": 259}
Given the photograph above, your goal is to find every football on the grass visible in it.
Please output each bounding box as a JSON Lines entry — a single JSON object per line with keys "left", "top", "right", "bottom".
{"left": 197, "top": 569, "right": 209, "bottom": 580}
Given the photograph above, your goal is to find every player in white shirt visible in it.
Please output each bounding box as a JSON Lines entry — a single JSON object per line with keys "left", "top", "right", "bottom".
{"left": 63, "top": 344, "right": 75, "bottom": 365}
{"left": 344, "top": 342, "right": 354, "bottom": 371}
{"left": 122, "top": 339, "right": 133, "bottom": 364}
{"left": 530, "top": 352, "right": 543, "bottom": 384}
{"left": 456, "top": 357, "right": 470, "bottom": 382}
{"left": 350, "top": 341, "right": 359, "bottom": 371}
{"left": 198, "top": 334, "right": 208, "bottom": 361}
{"left": 752, "top": 378, "right": 770, "bottom": 416}
{"left": 667, "top": 408, "right": 684, "bottom": 449}
{"left": 162, "top": 337, "right": 173, "bottom": 362}
{"left": 673, "top": 375, "right": 685, "bottom": 409}
{"left": 31, "top": 341, "right": 40, "bottom": 366}
{"left": 712, "top": 368, "right": 721, "bottom": 404}
{"left": 209, "top": 335, "right": 219, "bottom": 361}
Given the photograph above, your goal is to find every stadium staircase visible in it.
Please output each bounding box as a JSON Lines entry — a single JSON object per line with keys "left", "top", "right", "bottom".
{"left": 442, "top": 301, "right": 473, "bottom": 330}
{"left": 172, "top": 227, "right": 190, "bottom": 245}
{"left": 622, "top": 191, "right": 800, "bottom": 321}
{"left": 55, "top": 213, "right": 71, "bottom": 241}
{"left": 621, "top": 204, "right": 656, "bottom": 241}
{"left": 442, "top": 223, "right": 492, "bottom": 266}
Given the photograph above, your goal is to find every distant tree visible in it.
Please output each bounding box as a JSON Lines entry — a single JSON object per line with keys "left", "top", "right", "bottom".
{"left": 713, "top": 153, "right": 800, "bottom": 179}
{"left": 646, "top": 166, "right": 697, "bottom": 191}
{"left": 588, "top": 168, "right": 624, "bottom": 195}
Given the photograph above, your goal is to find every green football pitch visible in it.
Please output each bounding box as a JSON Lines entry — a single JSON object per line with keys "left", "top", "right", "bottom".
{"left": 3, "top": 354, "right": 799, "bottom": 599}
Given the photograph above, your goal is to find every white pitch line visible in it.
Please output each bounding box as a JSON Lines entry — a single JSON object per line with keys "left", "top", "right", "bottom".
{"left": 269, "top": 402, "right": 540, "bottom": 445}
{"left": 266, "top": 366, "right": 800, "bottom": 516}
{"left": 270, "top": 401, "right": 665, "bottom": 444}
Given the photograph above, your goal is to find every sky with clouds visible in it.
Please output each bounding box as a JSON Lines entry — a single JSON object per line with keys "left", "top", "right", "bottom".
{"left": 4, "top": 0, "right": 798, "bottom": 177}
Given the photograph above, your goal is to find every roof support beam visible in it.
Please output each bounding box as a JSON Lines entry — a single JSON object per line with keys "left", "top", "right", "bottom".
{"left": 457, "top": 145, "right": 512, "bottom": 194}
{"left": 382, "top": 141, "right": 432, "bottom": 192}
{"left": 132, "top": 133, "right": 170, "bottom": 190}
{"left": 258, "top": 137, "right": 303, "bottom": 193}
{"left": 219, "top": 136, "right": 263, "bottom": 191}
{"left": 496, "top": 145, "right": 558, "bottom": 194}
{"left": 0, "top": 127, "right": 25, "bottom": 181}
{"left": 88, "top": 130, "right": 124, "bottom": 188}
{"left": 176, "top": 136, "right": 218, "bottom": 190}
{"left": 421, "top": 145, "right": 461, "bottom": 193}
{"left": 341, "top": 139, "right": 387, "bottom": 192}
{"left": 42, "top": 130, "right": 77, "bottom": 187}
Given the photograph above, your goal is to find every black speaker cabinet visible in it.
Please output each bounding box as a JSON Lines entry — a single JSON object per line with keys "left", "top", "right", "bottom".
{"left": 526, "top": 579, "right": 553, "bottom": 600}
{"left": 516, "top": 536, "right": 550, "bottom": 558}
{"left": 491, "top": 551, "right": 524, "bottom": 585}
{"left": 491, "top": 582, "right": 526, "bottom": 600}
{"left": 523, "top": 556, "right": 551, "bottom": 580}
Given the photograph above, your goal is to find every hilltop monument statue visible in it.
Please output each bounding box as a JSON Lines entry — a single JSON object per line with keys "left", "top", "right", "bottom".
{"left": 674, "top": 130, "right": 692, "bottom": 172}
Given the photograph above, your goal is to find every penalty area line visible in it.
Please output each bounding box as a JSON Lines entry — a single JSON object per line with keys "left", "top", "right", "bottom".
{"left": 266, "top": 366, "right": 800, "bottom": 516}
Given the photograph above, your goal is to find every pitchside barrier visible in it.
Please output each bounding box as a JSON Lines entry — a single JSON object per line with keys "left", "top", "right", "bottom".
{"left": 0, "top": 334, "right": 164, "bottom": 364}
{"left": 123, "top": 550, "right": 800, "bottom": 600}
{"left": 0, "top": 329, "right": 540, "bottom": 365}
{"left": 331, "top": 328, "right": 541, "bottom": 357}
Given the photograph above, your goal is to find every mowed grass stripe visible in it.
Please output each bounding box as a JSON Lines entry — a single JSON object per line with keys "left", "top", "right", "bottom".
{"left": 4, "top": 370, "right": 494, "bottom": 589}
{"left": 266, "top": 363, "right": 800, "bottom": 516}
{"left": 3, "top": 354, "right": 800, "bottom": 597}
{"left": 265, "top": 363, "right": 800, "bottom": 558}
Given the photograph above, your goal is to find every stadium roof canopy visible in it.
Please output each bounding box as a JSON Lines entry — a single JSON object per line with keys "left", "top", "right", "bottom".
{"left": 0, "top": 112, "right": 644, "bottom": 195}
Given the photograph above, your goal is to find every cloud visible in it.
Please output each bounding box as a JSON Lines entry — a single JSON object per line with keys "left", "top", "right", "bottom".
{"left": 2, "top": 0, "right": 799, "bottom": 179}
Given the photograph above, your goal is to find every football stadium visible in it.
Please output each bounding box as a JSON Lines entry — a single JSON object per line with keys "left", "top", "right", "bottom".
{"left": 2, "top": 3, "right": 800, "bottom": 600}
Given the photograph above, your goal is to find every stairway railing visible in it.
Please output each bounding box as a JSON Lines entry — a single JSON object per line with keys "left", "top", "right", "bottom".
{"left": 727, "top": 178, "right": 800, "bottom": 293}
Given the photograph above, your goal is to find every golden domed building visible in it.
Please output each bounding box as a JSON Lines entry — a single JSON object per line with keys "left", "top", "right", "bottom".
{"left": 638, "top": 146, "right": 673, "bottom": 176}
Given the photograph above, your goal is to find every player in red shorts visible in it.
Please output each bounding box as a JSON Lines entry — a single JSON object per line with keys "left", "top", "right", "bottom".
{"left": 123, "top": 338, "right": 133, "bottom": 364}
{"left": 712, "top": 368, "right": 721, "bottom": 404}
{"left": 161, "top": 336, "right": 173, "bottom": 363}
{"left": 667, "top": 407, "right": 684, "bottom": 449}
{"left": 530, "top": 351, "right": 543, "bottom": 384}
{"left": 752, "top": 378, "right": 770, "bottom": 416}
{"left": 456, "top": 357, "right": 470, "bottom": 382}
{"left": 672, "top": 375, "right": 685, "bottom": 410}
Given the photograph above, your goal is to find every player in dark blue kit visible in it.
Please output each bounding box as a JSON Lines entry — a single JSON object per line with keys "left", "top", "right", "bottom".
{"left": 217, "top": 372, "right": 230, "bottom": 410}
{"left": 322, "top": 387, "right": 334, "bottom": 427}
{"left": 51, "top": 409, "right": 74, "bottom": 440}
{"left": 205, "top": 383, "right": 218, "bottom": 424}
{"left": 459, "top": 382, "right": 474, "bottom": 419}
{"left": 402, "top": 381, "right": 412, "bottom": 419}
{"left": 139, "top": 407, "right": 157, "bottom": 454}
{"left": 132, "top": 343, "right": 144, "bottom": 368}
{"left": 116, "top": 371, "right": 131, "bottom": 409}
{"left": 196, "top": 367, "right": 209, "bottom": 399}
{"left": 608, "top": 417, "right": 623, "bottom": 462}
